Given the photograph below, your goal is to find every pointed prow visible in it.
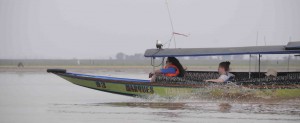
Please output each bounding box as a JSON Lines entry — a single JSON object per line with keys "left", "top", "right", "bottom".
{"left": 47, "top": 69, "right": 66, "bottom": 73}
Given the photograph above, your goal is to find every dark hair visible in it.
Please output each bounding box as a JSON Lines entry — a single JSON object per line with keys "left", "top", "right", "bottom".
{"left": 167, "top": 57, "right": 185, "bottom": 77}
{"left": 219, "top": 61, "right": 231, "bottom": 71}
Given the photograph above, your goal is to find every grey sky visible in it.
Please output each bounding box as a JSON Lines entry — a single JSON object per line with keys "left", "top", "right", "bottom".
{"left": 0, "top": 0, "right": 299, "bottom": 59}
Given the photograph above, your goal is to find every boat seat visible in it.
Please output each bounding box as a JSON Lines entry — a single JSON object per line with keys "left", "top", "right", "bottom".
{"left": 184, "top": 71, "right": 219, "bottom": 82}
{"left": 155, "top": 71, "right": 219, "bottom": 83}
{"left": 155, "top": 71, "right": 300, "bottom": 85}
{"left": 232, "top": 73, "right": 300, "bottom": 85}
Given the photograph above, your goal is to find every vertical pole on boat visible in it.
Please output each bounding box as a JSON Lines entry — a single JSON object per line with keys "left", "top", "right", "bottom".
{"left": 152, "top": 57, "right": 156, "bottom": 72}
{"left": 287, "top": 55, "right": 290, "bottom": 72}
{"left": 258, "top": 54, "right": 261, "bottom": 80}
{"left": 249, "top": 54, "right": 251, "bottom": 79}
{"left": 162, "top": 57, "right": 165, "bottom": 69}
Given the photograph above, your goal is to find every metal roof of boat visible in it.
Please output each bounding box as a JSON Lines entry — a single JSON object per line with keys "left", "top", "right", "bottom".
{"left": 144, "top": 41, "right": 300, "bottom": 57}
{"left": 286, "top": 41, "right": 300, "bottom": 50}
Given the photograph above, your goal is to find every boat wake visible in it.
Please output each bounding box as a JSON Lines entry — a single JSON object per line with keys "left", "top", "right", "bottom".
{"left": 132, "top": 82, "right": 297, "bottom": 103}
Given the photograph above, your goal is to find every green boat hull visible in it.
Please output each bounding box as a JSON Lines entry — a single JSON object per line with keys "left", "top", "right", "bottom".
{"left": 59, "top": 74, "right": 200, "bottom": 97}
{"left": 57, "top": 73, "right": 300, "bottom": 98}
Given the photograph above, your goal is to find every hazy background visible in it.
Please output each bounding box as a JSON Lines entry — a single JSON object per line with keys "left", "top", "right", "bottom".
{"left": 0, "top": 0, "right": 300, "bottom": 59}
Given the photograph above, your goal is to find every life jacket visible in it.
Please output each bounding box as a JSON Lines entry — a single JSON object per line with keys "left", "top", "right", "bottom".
{"left": 164, "top": 64, "right": 180, "bottom": 77}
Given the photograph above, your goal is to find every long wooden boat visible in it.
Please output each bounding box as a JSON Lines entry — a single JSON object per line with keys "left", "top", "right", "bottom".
{"left": 48, "top": 41, "right": 300, "bottom": 98}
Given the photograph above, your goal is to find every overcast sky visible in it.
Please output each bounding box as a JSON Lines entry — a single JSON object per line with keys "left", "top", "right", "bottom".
{"left": 0, "top": 0, "right": 299, "bottom": 59}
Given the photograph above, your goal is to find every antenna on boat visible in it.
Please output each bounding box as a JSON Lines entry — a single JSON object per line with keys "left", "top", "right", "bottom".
{"left": 165, "top": 0, "right": 176, "bottom": 48}
{"left": 164, "top": 0, "right": 189, "bottom": 48}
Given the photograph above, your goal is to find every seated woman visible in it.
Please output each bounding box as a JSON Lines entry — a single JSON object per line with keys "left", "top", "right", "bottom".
{"left": 150, "top": 57, "right": 185, "bottom": 82}
{"left": 205, "top": 61, "right": 234, "bottom": 83}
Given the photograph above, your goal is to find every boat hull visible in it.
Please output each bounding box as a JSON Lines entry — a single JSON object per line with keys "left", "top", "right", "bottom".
{"left": 58, "top": 74, "right": 200, "bottom": 97}
{"left": 56, "top": 73, "right": 300, "bottom": 98}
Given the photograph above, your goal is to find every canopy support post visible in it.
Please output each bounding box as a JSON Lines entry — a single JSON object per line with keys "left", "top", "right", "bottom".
{"left": 287, "top": 55, "right": 290, "bottom": 72}
{"left": 162, "top": 57, "right": 165, "bottom": 69}
{"left": 249, "top": 54, "right": 251, "bottom": 79}
{"left": 258, "top": 54, "right": 261, "bottom": 81}
{"left": 152, "top": 57, "right": 156, "bottom": 72}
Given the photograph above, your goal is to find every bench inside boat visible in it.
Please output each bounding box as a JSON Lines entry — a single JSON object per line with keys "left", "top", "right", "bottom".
{"left": 155, "top": 71, "right": 300, "bottom": 85}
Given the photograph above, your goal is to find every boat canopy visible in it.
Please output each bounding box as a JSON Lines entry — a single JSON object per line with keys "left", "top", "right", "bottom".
{"left": 144, "top": 41, "right": 300, "bottom": 57}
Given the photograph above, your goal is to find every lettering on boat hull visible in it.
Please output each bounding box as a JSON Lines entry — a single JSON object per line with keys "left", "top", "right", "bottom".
{"left": 95, "top": 81, "right": 106, "bottom": 88}
{"left": 125, "top": 84, "right": 154, "bottom": 94}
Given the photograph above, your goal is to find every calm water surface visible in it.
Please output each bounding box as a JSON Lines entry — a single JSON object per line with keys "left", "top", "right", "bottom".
{"left": 0, "top": 70, "right": 300, "bottom": 123}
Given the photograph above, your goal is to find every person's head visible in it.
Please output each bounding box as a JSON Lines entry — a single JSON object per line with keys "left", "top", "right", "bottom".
{"left": 166, "top": 57, "right": 185, "bottom": 77}
{"left": 165, "top": 57, "right": 172, "bottom": 66}
{"left": 166, "top": 57, "right": 179, "bottom": 66}
{"left": 218, "top": 61, "right": 231, "bottom": 74}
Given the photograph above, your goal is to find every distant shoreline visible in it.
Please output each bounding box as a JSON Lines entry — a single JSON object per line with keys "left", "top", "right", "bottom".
{"left": 1, "top": 65, "right": 299, "bottom": 73}
{"left": 1, "top": 58, "right": 299, "bottom": 73}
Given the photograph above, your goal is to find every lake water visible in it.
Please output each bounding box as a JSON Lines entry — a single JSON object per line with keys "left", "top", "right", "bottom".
{"left": 0, "top": 70, "right": 300, "bottom": 123}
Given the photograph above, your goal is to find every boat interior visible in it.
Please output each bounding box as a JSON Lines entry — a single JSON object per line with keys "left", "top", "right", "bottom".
{"left": 155, "top": 71, "right": 300, "bottom": 85}
{"left": 48, "top": 68, "right": 300, "bottom": 85}
{"left": 149, "top": 41, "right": 300, "bottom": 85}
